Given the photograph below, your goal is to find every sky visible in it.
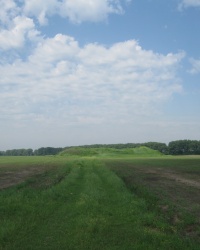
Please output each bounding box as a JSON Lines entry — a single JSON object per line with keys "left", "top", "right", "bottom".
{"left": 0, "top": 0, "right": 200, "bottom": 150}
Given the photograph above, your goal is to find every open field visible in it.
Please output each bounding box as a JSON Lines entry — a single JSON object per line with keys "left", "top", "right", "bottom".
{"left": 104, "top": 156, "right": 200, "bottom": 239}
{"left": 0, "top": 156, "right": 69, "bottom": 190}
{"left": 0, "top": 152, "right": 200, "bottom": 249}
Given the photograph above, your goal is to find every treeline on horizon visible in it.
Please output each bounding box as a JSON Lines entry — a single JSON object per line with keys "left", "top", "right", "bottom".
{"left": 1, "top": 140, "right": 200, "bottom": 156}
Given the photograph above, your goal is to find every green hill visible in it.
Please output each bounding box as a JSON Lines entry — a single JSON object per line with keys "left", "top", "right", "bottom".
{"left": 59, "top": 146, "right": 162, "bottom": 158}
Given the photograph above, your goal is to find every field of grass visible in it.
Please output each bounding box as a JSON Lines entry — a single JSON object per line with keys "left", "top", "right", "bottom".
{"left": 0, "top": 149, "right": 200, "bottom": 249}
{"left": 104, "top": 156, "right": 200, "bottom": 240}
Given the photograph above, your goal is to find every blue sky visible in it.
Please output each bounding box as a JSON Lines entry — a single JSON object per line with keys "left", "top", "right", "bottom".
{"left": 0, "top": 0, "right": 200, "bottom": 150}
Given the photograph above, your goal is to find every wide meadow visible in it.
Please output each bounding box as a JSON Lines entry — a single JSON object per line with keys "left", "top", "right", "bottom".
{"left": 0, "top": 149, "right": 200, "bottom": 249}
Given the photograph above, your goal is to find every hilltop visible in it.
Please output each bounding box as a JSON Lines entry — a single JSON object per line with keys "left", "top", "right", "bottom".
{"left": 59, "top": 146, "right": 163, "bottom": 158}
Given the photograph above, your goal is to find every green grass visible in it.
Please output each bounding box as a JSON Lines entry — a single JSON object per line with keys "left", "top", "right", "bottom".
{"left": 0, "top": 155, "right": 70, "bottom": 174}
{"left": 105, "top": 156, "right": 200, "bottom": 240}
{"left": 59, "top": 146, "right": 163, "bottom": 158}
{"left": 0, "top": 154, "right": 200, "bottom": 249}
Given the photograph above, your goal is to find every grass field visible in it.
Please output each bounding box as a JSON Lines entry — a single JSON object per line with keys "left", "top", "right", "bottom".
{"left": 0, "top": 149, "right": 200, "bottom": 249}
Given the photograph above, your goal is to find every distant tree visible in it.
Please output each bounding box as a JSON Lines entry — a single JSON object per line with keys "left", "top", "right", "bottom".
{"left": 0, "top": 151, "right": 5, "bottom": 156}
{"left": 34, "top": 147, "right": 63, "bottom": 156}
{"left": 168, "top": 140, "right": 200, "bottom": 155}
{"left": 3, "top": 148, "right": 34, "bottom": 156}
{"left": 26, "top": 149, "right": 33, "bottom": 156}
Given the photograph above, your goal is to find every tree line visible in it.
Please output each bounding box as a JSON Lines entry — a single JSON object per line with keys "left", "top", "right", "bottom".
{"left": 0, "top": 140, "right": 200, "bottom": 156}
{"left": 0, "top": 147, "right": 63, "bottom": 156}
{"left": 168, "top": 140, "right": 200, "bottom": 155}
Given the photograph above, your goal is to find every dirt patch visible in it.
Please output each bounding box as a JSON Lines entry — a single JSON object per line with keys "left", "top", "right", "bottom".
{"left": 184, "top": 224, "right": 200, "bottom": 238}
{"left": 106, "top": 159, "right": 200, "bottom": 241}
{"left": 145, "top": 169, "right": 200, "bottom": 189}
{"left": 163, "top": 173, "right": 200, "bottom": 189}
{"left": 0, "top": 168, "right": 45, "bottom": 190}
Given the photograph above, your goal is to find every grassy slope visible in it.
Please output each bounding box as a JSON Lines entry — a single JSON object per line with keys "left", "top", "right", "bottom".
{"left": 59, "top": 146, "right": 163, "bottom": 158}
{"left": 0, "top": 156, "right": 199, "bottom": 249}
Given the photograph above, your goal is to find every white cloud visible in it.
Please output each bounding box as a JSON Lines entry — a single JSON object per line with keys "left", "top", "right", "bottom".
{"left": 0, "top": 35, "right": 184, "bottom": 131}
{"left": 23, "top": 0, "right": 58, "bottom": 25}
{"left": 1, "top": 0, "right": 132, "bottom": 27}
{"left": 0, "top": 1, "right": 198, "bottom": 150}
{"left": 0, "top": 15, "right": 39, "bottom": 50}
{"left": 179, "top": 0, "right": 200, "bottom": 9}
{"left": 189, "top": 58, "right": 200, "bottom": 74}
{"left": 59, "top": 0, "right": 124, "bottom": 23}
{"left": 0, "top": 0, "right": 130, "bottom": 53}
{"left": 22, "top": 0, "right": 127, "bottom": 24}
{"left": 29, "top": 34, "right": 80, "bottom": 64}
{"left": 0, "top": 0, "right": 19, "bottom": 25}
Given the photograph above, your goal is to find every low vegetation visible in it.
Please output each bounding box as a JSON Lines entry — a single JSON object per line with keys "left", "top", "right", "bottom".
{"left": 1, "top": 139, "right": 200, "bottom": 156}
{"left": 59, "top": 146, "right": 163, "bottom": 157}
{"left": 0, "top": 148, "right": 200, "bottom": 249}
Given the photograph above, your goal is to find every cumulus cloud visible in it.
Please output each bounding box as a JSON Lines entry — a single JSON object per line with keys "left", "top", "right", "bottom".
{"left": 1, "top": 0, "right": 131, "bottom": 26}
{"left": 0, "top": 15, "right": 40, "bottom": 50}
{"left": 23, "top": 0, "right": 58, "bottom": 25}
{"left": 0, "top": 0, "right": 19, "bottom": 25}
{"left": 0, "top": 35, "right": 184, "bottom": 128}
{"left": 0, "top": 0, "right": 130, "bottom": 51}
{"left": 22, "top": 0, "right": 127, "bottom": 24}
{"left": 0, "top": 1, "right": 41, "bottom": 51}
{"left": 0, "top": 0, "right": 131, "bottom": 53}
{"left": 179, "top": 0, "right": 200, "bottom": 9}
{"left": 59, "top": 0, "right": 124, "bottom": 23}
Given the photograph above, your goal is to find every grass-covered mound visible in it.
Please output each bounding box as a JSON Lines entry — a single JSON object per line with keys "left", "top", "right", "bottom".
{"left": 59, "top": 146, "right": 163, "bottom": 157}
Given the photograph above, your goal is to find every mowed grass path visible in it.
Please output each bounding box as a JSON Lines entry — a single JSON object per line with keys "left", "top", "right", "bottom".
{"left": 0, "top": 159, "right": 199, "bottom": 249}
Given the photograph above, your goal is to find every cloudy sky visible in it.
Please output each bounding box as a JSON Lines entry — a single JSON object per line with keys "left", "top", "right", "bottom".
{"left": 0, "top": 0, "right": 200, "bottom": 150}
